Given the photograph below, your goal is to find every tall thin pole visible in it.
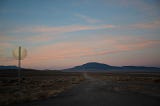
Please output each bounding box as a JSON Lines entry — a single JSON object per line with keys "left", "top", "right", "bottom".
{"left": 18, "top": 46, "right": 21, "bottom": 88}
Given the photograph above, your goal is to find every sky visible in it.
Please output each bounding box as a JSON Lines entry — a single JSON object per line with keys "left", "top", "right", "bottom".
{"left": 0, "top": 0, "right": 160, "bottom": 69}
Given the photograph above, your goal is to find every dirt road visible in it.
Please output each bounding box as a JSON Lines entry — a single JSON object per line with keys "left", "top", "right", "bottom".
{"left": 12, "top": 73, "right": 160, "bottom": 106}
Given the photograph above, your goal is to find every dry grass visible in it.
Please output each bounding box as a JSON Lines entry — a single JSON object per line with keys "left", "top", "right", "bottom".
{"left": 88, "top": 72, "right": 160, "bottom": 83}
{"left": 88, "top": 72, "right": 160, "bottom": 96}
{"left": 0, "top": 70, "right": 84, "bottom": 105}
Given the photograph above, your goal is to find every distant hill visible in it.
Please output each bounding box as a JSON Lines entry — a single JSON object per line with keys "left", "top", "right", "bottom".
{"left": 0, "top": 66, "right": 18, "bottom": 70}
{"left": 63, "top": 62, "right": 160, "bottom": 72}
{"left": 1, "top": 63, "right": 160, "bottom": 72}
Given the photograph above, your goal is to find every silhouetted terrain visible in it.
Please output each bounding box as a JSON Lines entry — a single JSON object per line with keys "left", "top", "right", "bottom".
{"left": 1, "top": 63, "right": 160, "bottom": 106}
{"left": 10, "top": 72, "right": 160, "bottom": 106}
{"left": 0, "top": 69, "right": 84, "bottom": 105}
{"left": 1, "top": 62, "right": 160, "bottom": 72}
{"left": 0, "top": 66, "right": 18, "bottom": 70}
{"left": 63, "top": 62, "right": 160, "bottom": 72}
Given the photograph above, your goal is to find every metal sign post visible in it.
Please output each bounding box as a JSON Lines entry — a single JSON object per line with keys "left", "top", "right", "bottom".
{"left": 12, "top": 46, "right": 27, "bottom": 89}
{"left": 18, "top": 46, "right": 21, "bottom": 87}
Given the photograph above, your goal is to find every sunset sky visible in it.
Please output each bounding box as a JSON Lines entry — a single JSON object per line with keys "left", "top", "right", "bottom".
{"left": 0, "top": 0, "right": 160, "bottom": 69}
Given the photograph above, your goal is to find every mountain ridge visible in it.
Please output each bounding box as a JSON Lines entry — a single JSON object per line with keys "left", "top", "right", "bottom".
{"left": 63, "top": 62, "right": 160, "bottom": 72}
{"left": 0, "top": 66, "right": 18, "bottom": 70}
{"left": 1, "top": 62, "right": 160, "bottom": 71}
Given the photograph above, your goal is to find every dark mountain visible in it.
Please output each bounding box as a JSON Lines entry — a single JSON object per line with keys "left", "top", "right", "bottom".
{"left": 63, "top": 62, "right": 119, "bottom": 71}
{"left": 72, "top": 62, "right": 114, "bottom": 70}
{"left": 63, "top": 62, "right": 160, "bottom": 72}
{"left": 122, "top": 66, "right": 160, "bottom": 70}
{"left": 0, "top": 66, "right": 18, "bottom": 70}
{"left": 1, "top": 63, "right": 160, "bottom": 72}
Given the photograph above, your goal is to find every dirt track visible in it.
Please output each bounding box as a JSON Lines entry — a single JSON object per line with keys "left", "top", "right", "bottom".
{"left": 12, "top": 73, "right": 160, "bottom": 106}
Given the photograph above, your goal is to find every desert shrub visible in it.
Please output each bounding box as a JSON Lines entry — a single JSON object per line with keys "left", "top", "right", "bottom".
{"left": 153, "top": 79, "right": 160, "bottom": 83}
{"left": 0, "top": 72, "right": 85, "bottom": 105}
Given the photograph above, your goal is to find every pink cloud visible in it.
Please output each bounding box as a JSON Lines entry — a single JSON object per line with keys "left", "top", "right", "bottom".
{"left": 25, "top": 34, "right": 54, "bottom": 42}
{"left": 13, "top": 24, "right": 115, "bottom": 33}
{"left": 10, "top": 20, "right": 160, "bottom": 37}
{"left": 0, "top": 35, "right": 15, "bottom": 42}
{"left": 0, "top": 42, "right": 13, "bottom": 48}
{"left": 117, "top": 40, "right": 160, "bottom": 51}
{"left": 131, "top": 20, "right": 160, "bottom": 29}
{"left": 1, "top": 33, "right": 159, "bottom": 69}
{"left": 114, "top": 20, "right": 160, "bottom": 30}
{"left": 22, "top": 36, "right": 160, "bottom": 69}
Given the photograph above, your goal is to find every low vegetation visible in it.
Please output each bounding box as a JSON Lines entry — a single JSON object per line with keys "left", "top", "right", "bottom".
{"left": 88, "top": 72, "right": 160, "bottom": 96}
{"left": 0, "top": 69, "right": 84, "bottom": 105}
{"left": 89, "top": 72, "right": 160, "bottom": 83}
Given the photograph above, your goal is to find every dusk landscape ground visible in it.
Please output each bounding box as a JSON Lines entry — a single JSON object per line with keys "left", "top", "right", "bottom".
{"left": 0, "top": 68, "right": 160, "bottom": 106}
{"left": 0, "top": 69, "right": 84, "bottom": 105}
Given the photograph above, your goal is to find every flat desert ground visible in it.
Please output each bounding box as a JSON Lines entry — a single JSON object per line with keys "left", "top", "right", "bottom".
{"left": 0, "top": 70, "right": 160, "bottom": 106}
